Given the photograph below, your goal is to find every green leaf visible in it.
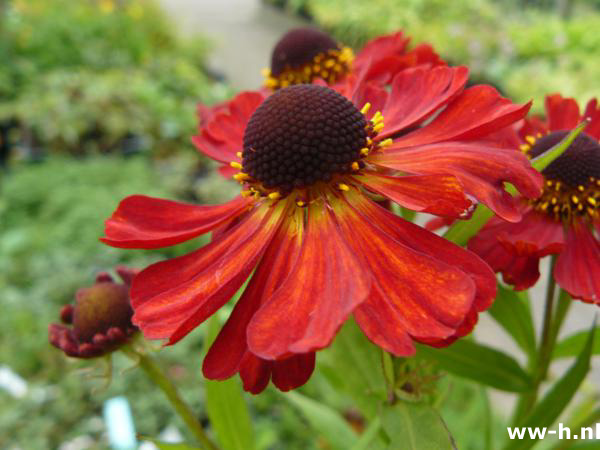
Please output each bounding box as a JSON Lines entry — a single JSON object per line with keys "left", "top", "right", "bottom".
{"left": 552, "top": 328, "right": 600, "bottom": 359}
{"left": 380, "top": 402, "right": 456, "bottom": 450}
{"left": 506, "top": 323, "right": 596, "bottom": 450}
{"left": 418, "top": 341, "right": 533, "bottom": 392}
{"left": 488, "top": 285, "right": 536, "bottom": 360}
{"left": 204, "top": 317, "right": 254, "bottom": 450}
{"left": 531, "top": 119, "right": 589, "bottom": 172}
{"left": 319, "top": 320, "right": 387, "bottom": 418}
{"left": 282, "top": 391, "right": 358, "bottom": 449}
{"left": 140, "top": 437, "right": 201, "bottom": 449}
{"left": 443, "top": 204, "right": 494, "bottom": 246}
{"left": 350, "top": 417, "right": 384, "bottom": 450}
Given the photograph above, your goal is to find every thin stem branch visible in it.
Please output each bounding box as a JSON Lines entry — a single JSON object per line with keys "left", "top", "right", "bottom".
{"left": 513, "top": 256, "right": 563, "bottom": 424}
{"left": 121, "top": 345, "right": 219, "bottom": 450}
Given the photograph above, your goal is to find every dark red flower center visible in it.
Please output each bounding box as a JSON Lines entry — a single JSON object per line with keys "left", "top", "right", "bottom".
{"left": 528, "top": 130, "right": 600, "bottom": 221}
{"left": 265, "top": 28, "right": 353, "bottom": 90}
{"left": 529, "top": 131, "right": 600, "bottom": 187}
{"left": 271, "top": 28, "right": 339, "bottom": 76}
{"left": 242, "top": 85, "right": 367, "bottom": 193}
{"left": 73, "top": 282, "right": 133, "bottom": 342}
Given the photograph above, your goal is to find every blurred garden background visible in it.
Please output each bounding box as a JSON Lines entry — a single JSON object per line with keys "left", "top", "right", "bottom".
{"left": 1, "top": 0, "right": 599, "bottom": 449}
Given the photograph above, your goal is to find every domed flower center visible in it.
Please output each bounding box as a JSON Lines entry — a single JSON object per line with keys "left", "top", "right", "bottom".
{"left": 73, "top": 282, "right": 133, "bottom": 342}
{"left": 242, "top": 85, "right": 368, "bottom": 194}
{"left": 264, "top": 28, "right": 353, "bottom": 90}
{"left": 527, "top": 130, "right": 600, "bottom": 221}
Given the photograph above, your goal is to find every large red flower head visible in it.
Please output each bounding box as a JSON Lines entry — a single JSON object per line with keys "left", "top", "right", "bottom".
{"left": 103, "top": 65, "right": 541, "bottom": 393}
{"left": 469, "top": 94, "right": 600, "bottom": 303}
{"left": 49, "top": 267, "right": 139, "bottom": 359}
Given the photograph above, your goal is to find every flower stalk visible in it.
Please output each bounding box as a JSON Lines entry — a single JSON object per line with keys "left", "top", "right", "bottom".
{"left": 121, "top": 345, "right": 219, "bottom": 450}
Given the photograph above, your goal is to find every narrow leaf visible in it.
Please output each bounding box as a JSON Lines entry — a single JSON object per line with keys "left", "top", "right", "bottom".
{"left": 531, "top": 119, "right": 589, "bottom": 172}
{"left": 506, "top": 322, "right": 596, "bottom": 450}
{"left": 140, "top": 437, "right": 201, "bottom": 450}
{"left": 488, "top": 285, "right": 536, "bottom": 360}
{"left": 380, "top": 402, "right": 456, "bottom": 450}
{"left": 418, "top": 341, "right": 533, "bottom": 392}
{"left": 283, "top": 391, "right": 358, "bottom": 449}
{"left": 204, "top": 317, "right": 254, "bottom": 450}
{"left": 553, "top": 328, "right": 600, "bottom": 359}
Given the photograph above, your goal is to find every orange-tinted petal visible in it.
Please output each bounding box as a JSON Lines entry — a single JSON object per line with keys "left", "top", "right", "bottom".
{"left": 203, "top": 216, "right": 302, "bottom": 380}
{"left": 546, "top": 94, "right": 581, "bottom": 132}
{"left": 247, "top": 201, "right": 370, "bottom": 359}
{"left": 554, "top": 222, "right": 600, "bottom": 304}
{"left": 101, "top": 195, "right": 251, "bottom": 249}
{"left": 378, "top": 66, "right": 468, "bottom": 139}
{"left": 333, "top": 193, "right": 476, "bottom": 345}
{"left": 130, "top": 203, "right": 287, "bottom": 344}
{"left": 354, "top": 171, "right": 471, "bottom": 217}
{"left": 370, "top": 142, "right": 543, "bottom": 222}
{"left": 393, "top": 85, "right": 531, "bottom": 146}
{"left": 349, "top": 194, "right": 496, "bottom": 315}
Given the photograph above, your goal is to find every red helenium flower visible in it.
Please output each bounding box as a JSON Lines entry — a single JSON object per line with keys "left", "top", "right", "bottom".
{"left": 102, "top": 65, "right": 541, "bottom": 393}
{"left": 469, "top": 94, "right": 600, "bottom": 304}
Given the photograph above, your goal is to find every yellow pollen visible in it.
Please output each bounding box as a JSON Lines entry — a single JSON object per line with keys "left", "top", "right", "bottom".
{"left": 588, "top": 197, "right": 597, "bottom": 206}
{"left": 268, "top": 192, "right": 281, "bottom": 200}
{"left": 372, "top": 111, "right": 383, "bottom": 123}
{"left": 230, "top": 161, "right": 243, "bottom": 169}
{"left": 338, "top": 183, "right": 350, "bottom": 191}
{"left": 578, "top": 185, "right": 585, "bottom": 192}
{"left": 551, "top": 197, "right": 557, "bottom": 205}
{"left": 233, "top": 173, "right": 250, "bottom": 181}
{"left": 236, "top": 151, "right": 242, "bottom": 158}
{"left": 360, "top": 147, "right": 370, "bottom": 156}
{"left": 571, "top": 195, "right": 579, "bottom": 204}
{"left": 373, "top": 122, "right": 385, "bottom": 133}
{"left": 536, "top": 132, "right": 543, "bottom": 138}
{"left": 351, "top": 162, "right": 360, "bottom": 171}
{"left": 241, "top": 190, "right": 253, "bottom": 197}
{"left": 360, "top": 103, "right": 371, "bottom": 115}
{"left": 378, "top": 138, "right": 393, "bottom": 148}
{"left": 296, "top": 200, "right": 306, "bottom": 207}
{"left": 525, "top": 135, "right": 536, "bottom": 145}
{"left": 519, "top": 144, "right": 531, "bottom": 152}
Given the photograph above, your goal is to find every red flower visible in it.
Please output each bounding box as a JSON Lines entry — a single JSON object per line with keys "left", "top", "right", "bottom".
{"left": 469, "top": 94, "right": 600, "bottom": 303}
{"left": 103, "top": 67, "right": 541, "bottom": 393}
{"left": 49, "top": 267, "right": 139, "bottom": 359}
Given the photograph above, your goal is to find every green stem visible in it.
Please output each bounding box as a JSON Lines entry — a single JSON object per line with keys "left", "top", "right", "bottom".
{"left": 513, "top": 257, "right": 561, "bottom": 424}
{"left": 549, "top": 289, "right": 572, "bottom": 348}
{"left": 121, "top": 346, "right": 219, "bottom": 450}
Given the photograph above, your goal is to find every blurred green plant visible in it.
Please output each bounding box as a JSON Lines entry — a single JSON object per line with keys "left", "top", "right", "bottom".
{"left": 268, "top": 0, "right": 600, "bottom": 111}
{"left": 0, "top": 0, "right": 230, "bottom": 158}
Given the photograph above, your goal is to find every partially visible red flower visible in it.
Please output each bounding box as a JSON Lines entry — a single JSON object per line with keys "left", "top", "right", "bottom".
{"left": 469, "top": 94, "right": 600, "bottom": 303}
{"left": 262, "top": 27, "right": 443, "bottom": 90}
{"left": 103, "top": 67, "right": 541, "bottom": 393}
{"left": 49, "top": 267, "right": 139, "bottom": 358}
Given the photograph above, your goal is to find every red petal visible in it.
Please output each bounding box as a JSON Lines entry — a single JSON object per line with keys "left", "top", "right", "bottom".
{"left": 247, "top": 202, "right": 370, "bottom": 359}
{"left": 378, "top": 66, "right": 468, "bottom": 139}
{"left": 271, "top": 353, "right": 316, "bottom": 392}
{"left": 203, "top": 219, "right": 302, "bottom": 380}
{"left": 239, "top": 353, "right": 272, "bottom": 394}
{"left": 583, "top": 98, "right": 600, "bottom": 140}
{"left": 101, "top": 195, "right": 251, "bottom": 249}
{"left": 130, "top": 204, "right": 284, "bottom": 344}
{"left": 353, "top": 288, "right": 416, "bottom": 356}
{"left": 545, "top": 94, "right": 581, "bottom": 132}
{"left": 393, "top": 85, "right": 531, "bottom": 146}
{"left": 192, "top": 91, "right": 265, "bottom": 164}
{"left": 354, "top": 31, "right": 410, "bottom": 70}
{"left": 469, "top": 209, "right": 564, "bottom": 290}
{"left": 354, "top": 171, "right": 471, "bottom": 217}
{"left": 335, "top": 194, "right": 475, "bottom": 342}
{"left": 554, "top": 222, "right": 600, "bottom": 304}
{"left": 370, "top": 142, "right": 543, "bottom": 222}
